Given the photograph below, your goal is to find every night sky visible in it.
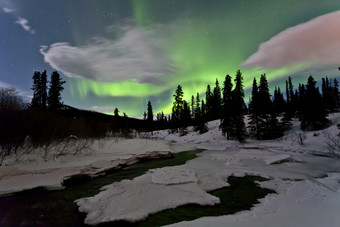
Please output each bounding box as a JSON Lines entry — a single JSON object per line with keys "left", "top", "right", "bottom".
{"left": 1, "top": 0, "right": 340, "bottom": 117}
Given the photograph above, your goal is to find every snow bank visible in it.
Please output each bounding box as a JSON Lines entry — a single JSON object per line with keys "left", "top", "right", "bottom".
{"left": 169, "top": 175, "right": 340, "bottom": 227}
{"left": 264, "top": 154, "right": 293, "bottom": 165}
{"left": 0, "top": 139, "right": 177, "bottom": 195}
{"left": 150, "top": 167, "right": 198, "bottom": 185}
{"left": 76, "top": 173, "right": 220, "bottom": 224}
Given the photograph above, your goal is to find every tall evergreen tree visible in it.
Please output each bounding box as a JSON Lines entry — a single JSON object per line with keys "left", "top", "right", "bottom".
{"left": 31, "top": 71, "right": 41, "bottom": 108}
{"left": 172, "top": 85, "right": 184, "bottom": 126}
{"left": 322, "top": 76, "right": 332, "bottom": 111}
{"left": 220, "top": 74, "right": 233, "bottom": 139}
{"left": 257, "top": 74, "right": 272, "bottom": 138}
{"left": 284, "top": 77, "right": 295, "bottom": 120}
{"left": 288, "top": 76, "right": 295, "bottom": 107}
{"left": 205, "top": 84, "right": 212, "bottom": 121}
{"left": 257, "top": 74, "right": 272, "bottom": 115}
{"left": 181, "top": 101, "right": 191, "bottom": 126}
{"left": 285, "top": 80, "right": 290, "bottom": 104}
{"left": 191, "top": 95, "right": 195, "bottom": 117}
{"left": 322, "top": 76, "right": 339, "bottom": 112}
{"left": 212, "top": 79, "right": 222, "bottom": 120}
{"left": 161, "top": 111, "right": 165, "bottom": 122}
{"left": 195, "top": 92, "right": 201, "bottom": 122}
{"left": 201, "top": 99, "right": 206, "bottom": 122}
{"left": 230, "top": 70, "right": 246, "bottom": 142}
{"left": 147, "top": 101, "right": 153, "bottom": 122}
{"left": 301, "top": 76, "right": 329, "bottom": 130}
{"left": 47, "top": 71, "right": 65, "bottom": 109}
{"left": 257, "top": 74, "right": 285, "bottom": 139}
{"left": 40, "top": 70, "right": 48, "bottom": 110}
{"left": 295, "top": 83, "right": 306, "bottom": 120}
{"left": 114, "top": 108, "right": 119, "bottom": 117}
{"left": 248, "top": 78, "right": 260, "bottom": 138}
{"left": 272, "top": 87, "right": 285, "bottom": 114}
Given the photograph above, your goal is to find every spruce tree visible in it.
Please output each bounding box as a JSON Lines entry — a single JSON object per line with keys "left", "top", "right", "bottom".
{"left": 220, "top": 74, "right": 233, "bottom": 139}
{"left": 147, "top": 101, "right": 153, "bottom": 122}
{"left": 205, "top": 85, "right": 212, "bottom": 121}
{"left": 201, "top": 99, "right": 206, "bottom": 122}
{"left": 284, "top": 76, "right": 296, "bottom": 119}
{"left": 295, "top": 83, "right": 306, "bottom": 120}
{"left": 257, "top": 74, "right": 285, "bottom": 139}
{"left": 161, "top": 111, "right": 165, "bottom": 121}
{"left": 285, "top": 80, "right": 290, "bottom": 104}
{"left": 257, "top": 74, "right": 272, "bottom": 115}
{"left": 172, "top": 85, "right": 184, "bottom": 127}
{"left": 273, "top": 87, "right": 285, "bottom": 114}
{"left": 212, "top": 79, "right": 222, "bottom": 120}
{"left": 257, "top": 74, "right": 272, "bottom": 139}
{"left": 248, "top": 78, "right": 260, "bottom": 138}
{"left": 191, "top": 95, "right": 195, "bottom": 117}
{"left": 114, "top": 108, "right": 119, "bottom": 117}
{"left": 31, "top": 71, "right": 41, "bottom": 108}
{"left": 195, "top": 92, "right": 201, "bottom": 123}
{"left": 301, "top": 76, "right": 329, "bottom": 130}
{"left": 40, "top": 70, "right": 48, "bottom": 110}
{"left": 322, "top": 76, "right": 339, "bottom": 112}
{"left": 230, "top": 70, "right": 246, "bottom": 142}
{"left": 47, "top": 71, "right": 65, "bottom": 109}
{"left": 181, "top": 100, "right": 191, "bottom": 126}
{"left": 288, "top": 76, "right": 295, "bottom": 108}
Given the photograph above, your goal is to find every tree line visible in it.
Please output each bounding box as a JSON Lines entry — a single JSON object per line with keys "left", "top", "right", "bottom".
{"left": 1, "top": 70, "right": 159, "bottom": 163}
{"left": 1, "top": 68, "right": 339, "bottom": 158}
{"left": 145, "top": 70, "right": 338, "bottom": 142}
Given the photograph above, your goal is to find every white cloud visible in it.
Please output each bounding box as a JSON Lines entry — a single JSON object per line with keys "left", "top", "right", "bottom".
{"left": 15, "top": 17, "right": 35, "bottom": 34}
{"left": 0, "top": 80, "right": 12, "bottom": 88}
{"left": 0, "top": 0, "right": 14, "bottom": 11}
{"left": 242, "top": 11, "right": 340, "bottom": 71}
{"left": 40, "top": 26, "right": 174, "bottom": 85}
{"left": 2, "top": 7, "right": 14, "bottom": 13}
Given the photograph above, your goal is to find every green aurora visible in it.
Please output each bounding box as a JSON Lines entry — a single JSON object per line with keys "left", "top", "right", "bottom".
{"left": 59, "top": 0, "right": 340, "bottom": 116}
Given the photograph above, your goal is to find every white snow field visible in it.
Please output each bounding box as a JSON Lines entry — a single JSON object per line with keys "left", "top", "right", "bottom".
{"left": 0, "top": 138, "right": 192, "bottom": 195}
{"left": 2, "top": 113, "right": 340, "bottom": 226}
{"left": 77, "top": 113, "right": 340, "bottom": 226}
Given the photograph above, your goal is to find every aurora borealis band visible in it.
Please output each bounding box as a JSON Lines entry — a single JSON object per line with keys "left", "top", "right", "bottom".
{"left": 1, "top": 0, "right": 340, "bottom": 117}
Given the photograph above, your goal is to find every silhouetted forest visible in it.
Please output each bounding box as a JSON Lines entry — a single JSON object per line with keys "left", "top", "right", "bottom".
{"left": 1, "top": 69, "right": 339, "bottom": 160}
{"left": 148, "top": 70, "right": 338, "bottom": 142}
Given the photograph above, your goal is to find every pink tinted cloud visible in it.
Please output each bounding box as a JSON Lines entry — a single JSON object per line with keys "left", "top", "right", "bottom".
{"left": 242, "top": 11, "right": 340, "bottom": 70}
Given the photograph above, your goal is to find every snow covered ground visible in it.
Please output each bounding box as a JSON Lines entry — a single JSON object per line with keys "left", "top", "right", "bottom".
{"left": 77, "top": 113, "right": 340, "bottom": 226}
{"left": 2, "top": 113, "right": 340, "bottom": 226}
{"left": 0, "top": 138, "right": 192, "bottom": 195}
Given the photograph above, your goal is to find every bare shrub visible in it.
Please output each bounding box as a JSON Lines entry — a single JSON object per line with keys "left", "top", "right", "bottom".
{"left": 97, "top": 137, "right": 108, "bottom": 149}
{"left": 322, "top": 130, "right": 340, "bottom": 158}
{"left": 288, "top": 132, "right": 305, "bottom": 145}
{"left": 52, "top": 138, "right": 93, "bottom": 160}
{"left": 276, "top": 132, "right": 305, "bottom": 146}
{"left": 14, "top": 136, "right": 35, "bottom": 162}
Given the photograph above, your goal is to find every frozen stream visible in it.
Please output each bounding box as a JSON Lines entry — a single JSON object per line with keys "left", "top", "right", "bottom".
{"left": 0, "top": 149, "right": 274, "bottom": 226}
{"left": 0, "top": 150, "right": 199, "bottom": 226}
